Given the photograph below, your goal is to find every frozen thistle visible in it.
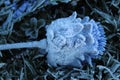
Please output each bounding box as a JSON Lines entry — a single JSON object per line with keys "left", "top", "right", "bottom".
{"left": 46, "top": 12, "right": 106, "bottom": 67}
{"left": 0, "top": 12, "right": 106, "bottom": 68}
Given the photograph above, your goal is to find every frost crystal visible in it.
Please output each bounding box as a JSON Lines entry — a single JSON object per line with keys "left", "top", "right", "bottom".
{"left": 46, "top": 12, "right": 106, "bottom": 67}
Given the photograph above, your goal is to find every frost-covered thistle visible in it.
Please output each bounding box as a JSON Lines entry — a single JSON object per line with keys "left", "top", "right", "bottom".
{"left": 46, "top": 12, "right": 106, "bottom": 67}
{"left": 0, "top": 12, "right": 106, "bottom": 68}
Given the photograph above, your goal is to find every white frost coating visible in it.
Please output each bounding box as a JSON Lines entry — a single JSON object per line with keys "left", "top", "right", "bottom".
{"left": 0, "top": 12, "right": 106, "bottom": 68}
{"left": 46, "top": 12, "right": 106, "bottom": 67}
{"left": 0, "top": 39, "right": 47, "bottom": 50}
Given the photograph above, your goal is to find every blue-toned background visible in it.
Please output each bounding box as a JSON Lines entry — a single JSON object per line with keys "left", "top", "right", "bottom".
{"left": 0, "top": 0, "right": 120, "bottom": 80}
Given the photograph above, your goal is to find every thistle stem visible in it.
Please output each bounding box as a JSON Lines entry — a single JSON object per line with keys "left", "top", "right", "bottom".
{"left": 0, "top": 39, "right": 47, "bottom": 50}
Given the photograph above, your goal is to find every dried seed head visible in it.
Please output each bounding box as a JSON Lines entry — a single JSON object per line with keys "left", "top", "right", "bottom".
{"left": 46, "top": 12, "right": 106, "bottom": 67}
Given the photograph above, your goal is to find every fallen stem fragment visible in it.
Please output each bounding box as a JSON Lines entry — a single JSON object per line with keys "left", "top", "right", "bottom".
{"left": 0, "top": 39, "right": 46, "bottom": 50}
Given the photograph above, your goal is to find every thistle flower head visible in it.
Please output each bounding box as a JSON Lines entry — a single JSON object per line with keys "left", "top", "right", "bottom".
{"left": 46, "top": 12, "right": 106, "bottom": 67}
